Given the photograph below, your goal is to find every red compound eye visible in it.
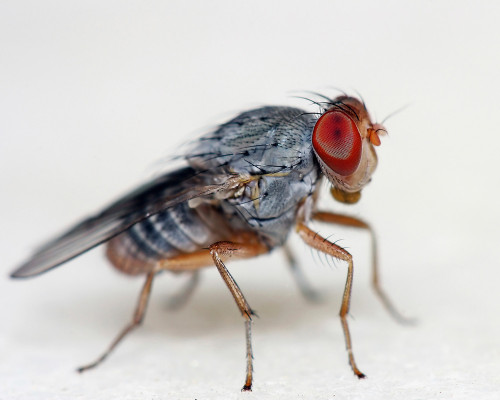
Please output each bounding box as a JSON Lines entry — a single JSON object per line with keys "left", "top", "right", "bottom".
{"left": 312, "top": 110, "right": 362, "bottom": 176}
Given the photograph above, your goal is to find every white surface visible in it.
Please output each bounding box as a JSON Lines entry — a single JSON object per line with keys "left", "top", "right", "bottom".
{"left": 1, "top": 1, "right": 500, "bottom": 399}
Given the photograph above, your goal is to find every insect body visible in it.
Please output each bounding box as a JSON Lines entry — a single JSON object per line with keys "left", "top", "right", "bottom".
{"left": 12, "top": 94, "right": 397, "bottom": 391}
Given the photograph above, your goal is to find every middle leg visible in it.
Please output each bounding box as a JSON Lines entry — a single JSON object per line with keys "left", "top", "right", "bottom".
{"left": 157, "top": 239, "right": 269, "bottom": 391}
{"left": 283, "top": 243, "right": 323, "bottom": 302}
{"left": 165, "top": 271, "right": 200, "bottom": 310}
{"left": 209, "top": 241, "right": 268, "bottom": 391}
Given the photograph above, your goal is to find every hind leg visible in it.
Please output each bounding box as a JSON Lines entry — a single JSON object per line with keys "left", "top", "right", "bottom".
{"left": 77, "top": 271, "right": 155, "bottom": 372}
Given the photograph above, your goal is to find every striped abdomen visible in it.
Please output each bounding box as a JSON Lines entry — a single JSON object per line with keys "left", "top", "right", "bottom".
{"left": 107, "top": 201, "right": 230, "bottom": 275}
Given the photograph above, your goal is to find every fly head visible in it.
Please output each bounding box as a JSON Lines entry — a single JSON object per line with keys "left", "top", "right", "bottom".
{"left": 312, "top": 95, "right": 386, "bottom": 204}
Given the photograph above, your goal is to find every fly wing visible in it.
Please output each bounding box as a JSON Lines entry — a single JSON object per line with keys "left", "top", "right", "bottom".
{"left": 11, "top": 166, "right": 244, "bottom": 278}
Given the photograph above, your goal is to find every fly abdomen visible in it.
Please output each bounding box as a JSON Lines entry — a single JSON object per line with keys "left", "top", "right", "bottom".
{"left": 107, "top": 202, "right": 219, "bottom": 275}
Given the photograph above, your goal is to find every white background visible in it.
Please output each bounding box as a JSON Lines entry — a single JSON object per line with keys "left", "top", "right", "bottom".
{"left": 1, "top": 1, "right": 499, "bottom": 399}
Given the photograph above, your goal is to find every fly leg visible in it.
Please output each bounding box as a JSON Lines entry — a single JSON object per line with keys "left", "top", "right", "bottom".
{"left": 313, "top": 211, "right": 412, "bottom": 324}
{"left": 77, "top": 272, "right": 155, "bottom": 372}
{"left": 283, "top": 244, "right": 323, "bottom": 302}
{"left": 166, "top": 271, "right": 200, "bottom": 310}
{"left": 296, "top": 222, "right": 365, "bottom": 379}
{"left": 157, "top": 239, "right": 269, "bottom": 391}
{"left": 209, "top": 241, "right": 268, "bottom": 391}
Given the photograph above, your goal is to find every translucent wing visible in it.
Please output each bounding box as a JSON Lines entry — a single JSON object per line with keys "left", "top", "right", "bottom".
{"left": 11, "top": 166, "right": 244, "bottom": 278}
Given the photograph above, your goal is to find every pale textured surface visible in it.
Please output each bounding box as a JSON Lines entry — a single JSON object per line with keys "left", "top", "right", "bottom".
{"left": 2, "top": 1, "right": 500, "bottom": 399}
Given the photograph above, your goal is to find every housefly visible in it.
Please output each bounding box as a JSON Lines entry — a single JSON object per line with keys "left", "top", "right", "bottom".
{"left": 11, "top": 93, "right": 403, "bottom": 391}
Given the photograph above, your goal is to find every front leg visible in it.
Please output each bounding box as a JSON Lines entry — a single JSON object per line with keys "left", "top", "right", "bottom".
{"left": 313, "top": 211, "right": 411, "bottom": 323}
{"left": 296, "top": 222, "right": 365, "bottom": 379}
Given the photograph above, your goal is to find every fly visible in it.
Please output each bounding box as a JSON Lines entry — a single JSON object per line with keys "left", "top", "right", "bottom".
{"left": 11, "top": 93, "right": 406, "bottom": 391}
